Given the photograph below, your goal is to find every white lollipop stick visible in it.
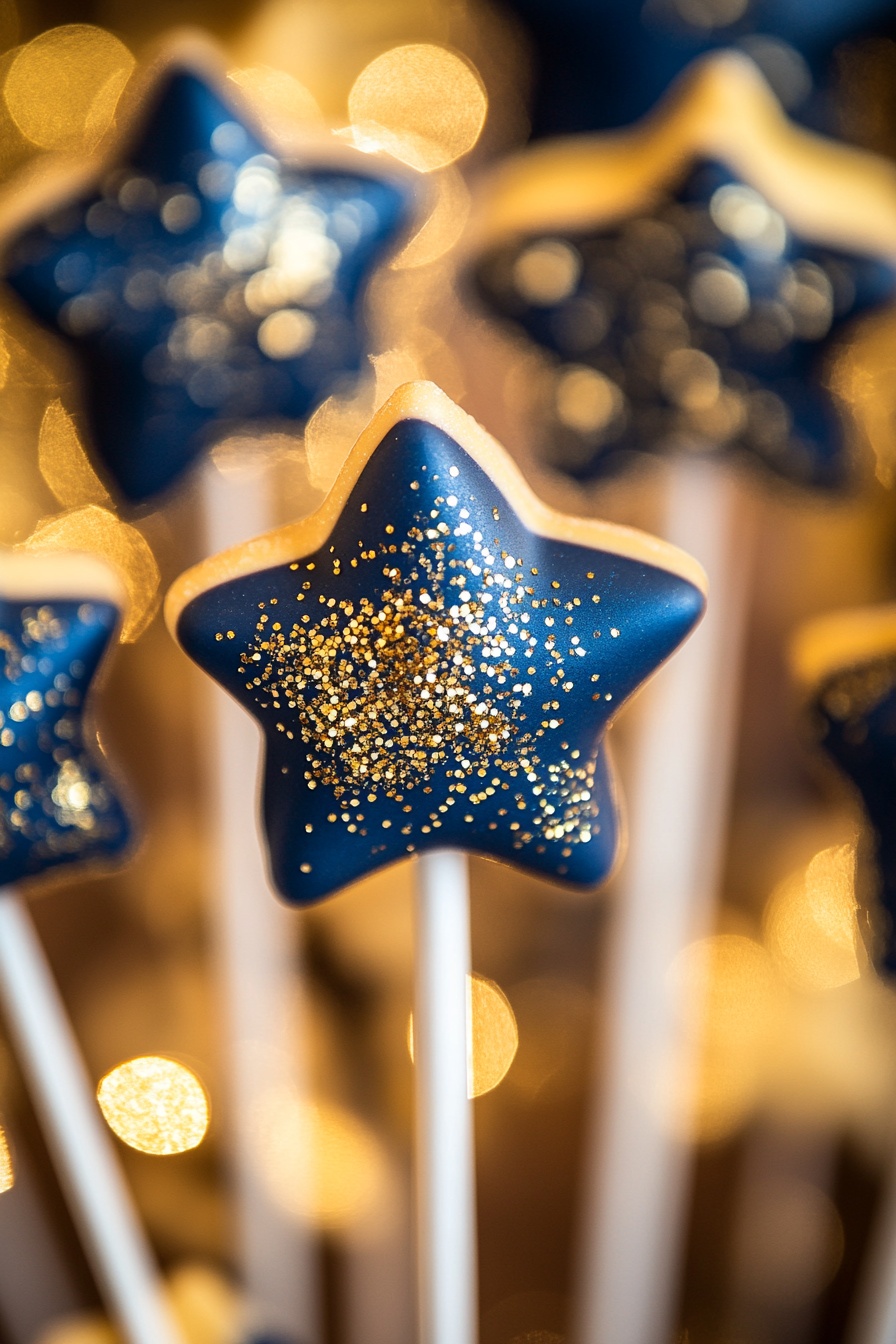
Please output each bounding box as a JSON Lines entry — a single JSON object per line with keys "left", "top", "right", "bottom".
{"left": 414, "top": 850, "right": 477, "bottom": 1344}
{"left": 576, "top": 459, "right": 755, "bottom": 1344}
{"left": 0, "top": 886, "right": 184, "bottom": 1344}
{"left": 201, "top": 460, "right": 321, "bottom": 1344}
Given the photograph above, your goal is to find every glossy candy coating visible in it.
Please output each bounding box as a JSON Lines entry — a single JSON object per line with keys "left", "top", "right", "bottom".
{"left": 474, "top": 159, "right": 896, "bottom": 489}
{"left": 0, "top": 591, "right": 130, "bottom": 888}
{"left": 2, "top": 66, "right": 413, "bottom": 505}
{"left": 169, "top": 384, "right": 705, "bottom": 904}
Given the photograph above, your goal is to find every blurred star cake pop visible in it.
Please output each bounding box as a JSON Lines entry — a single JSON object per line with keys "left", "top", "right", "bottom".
{"left": 470, "top": 53, "right": 896, "bottom": 488}
{"left": 166, "top": 382, "right": 706, "bottom": 902}
{"left": 0, "top": 45, "right": 415, "bottom": 505}
{"left": 0, "top": 549, "right": 130, "bottom": 887}
{"left": 792, "top": 606, "right": 896, "bottom": 975}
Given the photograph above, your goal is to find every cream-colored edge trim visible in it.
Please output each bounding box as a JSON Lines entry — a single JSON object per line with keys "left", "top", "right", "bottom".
{"left": 469, "top": 50, "right": 896, "bottom": 261}
{"left": 2, "top": 547, "right": 125, "bottom": 608}
{"left": 166, "top": 380, "right": 707, "bottom": 633}
{"left": 0, "top": 28, "right": 422, "bottom": 258}
{"left": 790, "top": 605, "right": 896, "bottom": 689}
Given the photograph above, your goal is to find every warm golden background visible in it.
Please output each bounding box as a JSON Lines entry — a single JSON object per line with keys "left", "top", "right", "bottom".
{"left": 3, "top": 3, "right": 896, "bottom": 1344}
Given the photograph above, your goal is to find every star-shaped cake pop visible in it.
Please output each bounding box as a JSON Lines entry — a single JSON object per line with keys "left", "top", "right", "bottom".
{"left": 166, "top": 382, "right": 706, "bottom": 903}
{"left": 0, "top": 51, "right": 415, "bottom": 505}
{"left": 470, "top": 54, "right": 896, "bottom": 488}
{"left": 0, "top": 550, "right": 131, "bottom": 888}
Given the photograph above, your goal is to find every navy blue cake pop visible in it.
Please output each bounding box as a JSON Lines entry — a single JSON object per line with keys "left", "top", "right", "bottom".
{"left": 470, "top": 53, "right": 896, "bottom": 489}
{"left": 793, "top": 607, "right": 896, "bottom": 976}
{"left": 166, "top": 382, "right": 706, "bottom": 903}
{"left": 1, "top": 50, "right": 415, "bottom": 506}
{"left": 0, "top": 550, "right": 131, "bottom": 888}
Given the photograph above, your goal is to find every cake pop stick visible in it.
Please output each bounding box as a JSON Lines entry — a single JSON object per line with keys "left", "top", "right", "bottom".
{"left": 166, "top": 380, "right": 706, "bottom": 1344}
{"left": 0, "top": 548, "right": 183, "bottom": 1344}
{"left": 467, "top": 51, "right": 896, "bottom": 1344}
{"left": 791, "top": 607, "right": 896, "bottom": 1344}
{"left": 0, "top": 39, "right": 418, "bottom": 1340}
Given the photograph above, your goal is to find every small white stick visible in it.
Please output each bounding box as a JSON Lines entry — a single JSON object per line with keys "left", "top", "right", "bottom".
{"left": 846, "top": 1149, "right": 896, "bottom": 1344}
{"left": 0, "top": 886, "right": 184, "bottom": 1344}
{"left": 414, "top": 849, "right": 477, "bottom": 1344}
{"left": 575, "top": 459, "right": 755, "bottom": 1344}
{"left": 202, "top": 461, "right": 321, "bottom": 1344}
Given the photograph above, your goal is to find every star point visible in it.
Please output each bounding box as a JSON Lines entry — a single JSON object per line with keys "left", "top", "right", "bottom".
{"left": 168, "top": 381, "right": 706, "bottom": 903}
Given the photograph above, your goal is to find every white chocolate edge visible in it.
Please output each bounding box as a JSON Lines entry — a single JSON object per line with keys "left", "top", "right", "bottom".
{"left": 468, "top": 51, "right": 896, "bottom": 261}
{"left": 790, "top": 605, "right": 896, "bottom": 688}
{"left": 166, "top": 380, "right": 708, "bottom": 634}
{"left": 1, "top": 546, "right": 125, "bottom": 608}
{"left": 0, "top": 28, "right": 424, "bottom": 256}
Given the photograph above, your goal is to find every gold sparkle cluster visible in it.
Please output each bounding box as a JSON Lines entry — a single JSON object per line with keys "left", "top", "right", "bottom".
{"left": 230, "top": 472, "right": 611, "bottom": 868}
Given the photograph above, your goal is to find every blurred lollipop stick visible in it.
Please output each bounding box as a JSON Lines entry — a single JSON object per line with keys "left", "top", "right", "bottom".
{"left": 201, "top": 457, "right": 320, "bottom": 1344}
{"left": 0, "top": 887, "right": 184, "bottom": 1344}
{"left": 576, "top": 460, "right": 755, "bottom": 1344}
{"left": 414, "top": 850, "right": 477, "bottom": 1344}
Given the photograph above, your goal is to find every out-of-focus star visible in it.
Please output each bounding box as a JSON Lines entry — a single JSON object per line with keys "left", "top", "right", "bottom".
{"left": 0, "top": 549, "right": 131, "bottom": 888}
{"left": 1, "top": 51, "right": 415, "bottom": 505}
{"left": 793, "top": 606, "right": 896, "bottom": 975}
{"left": 166, "top": 382, "right": 705, "bottom": 903}
{"left": 470, "top": 54, "right": 896, "bottom": 489}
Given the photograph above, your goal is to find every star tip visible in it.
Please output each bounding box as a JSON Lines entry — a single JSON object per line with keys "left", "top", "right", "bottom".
{"left": 790, "top": 605, "right": 896, "bottom": 690}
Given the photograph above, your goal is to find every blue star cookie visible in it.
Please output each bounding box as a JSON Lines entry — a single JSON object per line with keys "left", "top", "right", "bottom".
{"left": 474, "top": 158, "right": 896, "bottom": 489}
{"left": 166, "top": 382, "right": 706, "bottom": 903}
{"left": 1, "top": 56, "right": 415, "bottom": 505}
{"left": 0, "top": 551, "right": 131, "bottom": 888}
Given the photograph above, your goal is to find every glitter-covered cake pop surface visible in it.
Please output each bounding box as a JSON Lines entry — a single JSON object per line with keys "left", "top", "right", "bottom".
{"left": 474, "top": 160, "right": 896, "bottom": 488}
{"left": 2, "top": 62, "right": 414, "bottom": 504}
{"left": 0, "top": 570, "right": 131, "bottom": 888}
{"left": 170, "top": 384, "right": 706, "bottom": 903}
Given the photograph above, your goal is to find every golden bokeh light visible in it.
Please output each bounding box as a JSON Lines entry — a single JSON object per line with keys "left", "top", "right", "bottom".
{"left": 409, "top": 971, "right": 519, "bottom": 1099}
{"left": 22, "top": 505, "right": 160, "bottom": 642}
{"left": 4, "top": 25, "right": 134, "bottom": 152}
{"left": 512, "top": 238, "right": 581, "bottom": 306}
{"left": 733, "top": 1176, "right": 845, "bottom": 1305}
{"left": 166, "top": 1261, "right": 241, "bottom": 1344}
{"left": 0, "top": 1124, "right": 13, "bottom": 1194}
{"left": 228, "top": 65, "right": 324, "bottom": 138}
{"left": 765, "top": 844, "right": 862, "bottom": 993}
{"left": 38, "top": 400, "right": 111, "bottom": 509}
{"left": 96, "top": 1056, "right": 210, "bottom": 1156}
{"left": 35, "top": 1316, "right": 117, "bottom": 1344}
{"left": 347, "top": 43, "right": 487, "bottom": 173}
{"left": 254, "top": 1086, "right": 389, "bottom": 1232}
{"left": 669, "top": 934, "right": 779, "bottom": 1142}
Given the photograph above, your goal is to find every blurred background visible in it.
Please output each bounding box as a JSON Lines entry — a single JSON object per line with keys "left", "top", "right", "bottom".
{"left": 3, "top": 2, "right": 896, "bottom": 1343}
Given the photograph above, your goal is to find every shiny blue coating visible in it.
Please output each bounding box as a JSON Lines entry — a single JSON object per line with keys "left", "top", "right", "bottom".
{"left": 812, "top": 654, "right": 896, "bottom": 977}
{"left": 473, "top": 161, "right": 896, "bottom": 490}
{"left": 2, "top": 68, "right": 413, "bottom": 505}
{"left": 176, "top": 416, "right": 704, "bottom": 903}
{"left": 0, "top": 596, "right": 130, "bottom": 888}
